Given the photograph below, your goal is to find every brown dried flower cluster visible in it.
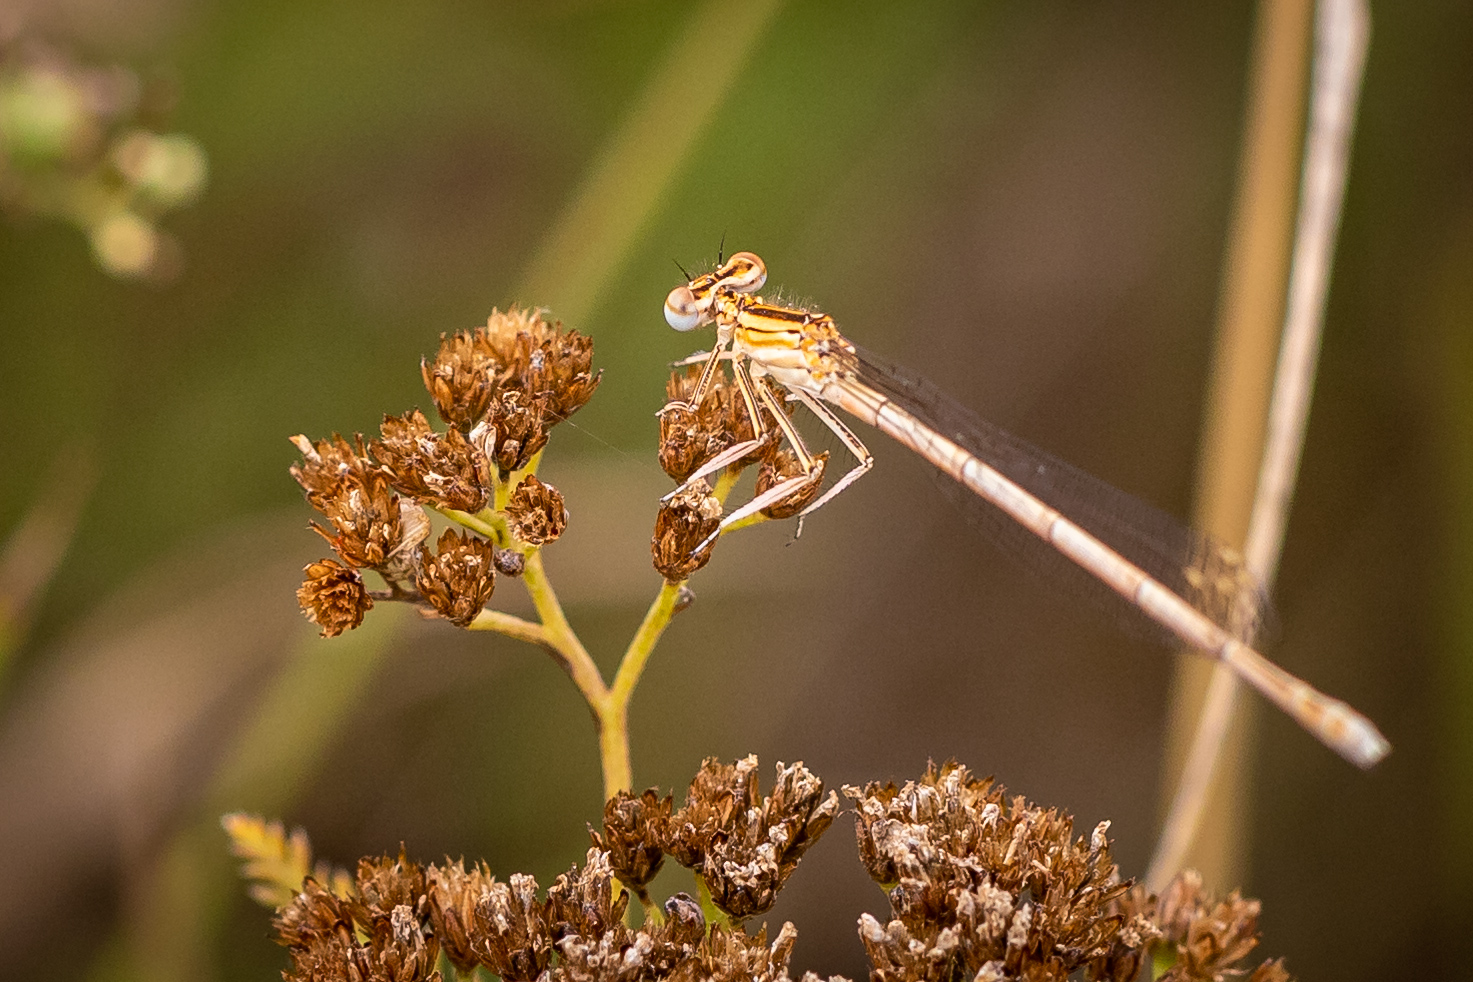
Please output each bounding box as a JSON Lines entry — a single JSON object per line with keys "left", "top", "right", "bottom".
{"left": 593, "top": 756, "right": 839, "bottom": 922}
{"left": 292, "top": 308, "right": 595, "bottom": 635}
{"left": 422, "top": 307, "right": 600, "bottom": 470}
{"left": 507, "top": 474, "right": 569, "bottom": 545}
{"left": 665, "top": 755, "right": 839, "bottom": 920}
{"left": 240, "top": 758, "right": 1292, "bottom": 982}
{"left": 847, "top": 761, "right": 1290, "bottom": 982}
{"left": 653, "top": 367, "right": 824, "bottom": 581}
{"left": 651, "top": 480, "right": 722, "bottom": 582}
{"left": 269, "top": 844, "right": 835, "bottom": 982}
{"left": 657, "top": 366, "right": 776, "bottom": 483}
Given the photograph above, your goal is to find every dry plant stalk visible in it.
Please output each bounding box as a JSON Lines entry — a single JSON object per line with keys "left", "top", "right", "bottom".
{"left": 1152, "top": 0, "right": 1373, "bottom": 889}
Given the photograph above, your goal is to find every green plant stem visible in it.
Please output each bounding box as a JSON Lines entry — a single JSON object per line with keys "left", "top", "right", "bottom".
{"left": 520, "top": 549, "right": 606, "bottom": 708}
{"left": 693, "top": 873, "right": 730, "bottom": 932}
{"left": 609, "top": 580, "right": 684, "bottom": 710}
{"left": 466, "top": 610, "right": 547, "bottom": 647}
{"left": 447, "top": 499, "right": 689, "bottom": 800}
{"left": 596, "top": 579, "right": 687, "bottom": 796}
{"left": 441, "top": 507, "right": 502, "bottom": 542}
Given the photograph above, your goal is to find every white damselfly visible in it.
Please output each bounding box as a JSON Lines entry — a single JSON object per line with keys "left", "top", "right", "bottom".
{"left": 660, "top": 250, "right": 1389, "bottom": 769}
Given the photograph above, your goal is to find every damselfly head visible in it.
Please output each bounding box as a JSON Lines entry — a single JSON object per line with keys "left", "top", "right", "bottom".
{"left": 664, "top": 284, "right": 702, "bottom": 331}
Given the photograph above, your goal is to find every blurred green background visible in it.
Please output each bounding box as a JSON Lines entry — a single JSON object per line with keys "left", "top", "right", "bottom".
{"left": 1, "top": 1, "right": 1468, "bottom": 979}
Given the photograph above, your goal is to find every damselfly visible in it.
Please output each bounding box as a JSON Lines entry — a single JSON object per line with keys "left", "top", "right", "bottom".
{"left": 659, "top": 251, "right": 1388, "bottom": 769}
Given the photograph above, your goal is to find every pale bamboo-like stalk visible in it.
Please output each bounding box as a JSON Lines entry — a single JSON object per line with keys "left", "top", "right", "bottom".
{"left": 1148, "top": 0, "right": 1371, "bottom": 890}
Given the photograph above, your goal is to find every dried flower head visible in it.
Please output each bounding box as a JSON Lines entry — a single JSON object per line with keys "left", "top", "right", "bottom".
{"left": 545, "top": 849, "right": 629, "bottom": 944}
{"left": 296, "top": 559, "right": 373, "bottom": 637}
{"left": 416, "top": 528, "right": 497, "bottom": 627}
{"left": 426, "top": 859, "right": 496, "bottom": 973}
{"left": 473, "top": 872, "right": 554, "bottom": 981}
{"left": 756, "top": 449, "right": 827, "bottom": 520}
{"left": 591, "top": 788, "right": 673, "bottom": 890}
{"left": 652, "top": 480, "right": 722, "bottom": 582}
{"left": 845, "top": 762, "right": 1291, "bottom": 982}
{"left": 1136, "top": 870, "right": 1287, "bottom": 982}
{"left": 370, "top": 409, "right": 491, "bottom": 513}
{"left": 477, "top": 389, "right": 552, "bottom": 474}
{"left": 507, "top": 474, "right": 568, "bottom": 545}
{"left": 846, "top": 761, "right": 1131, "bottom": 981}
{"left": 273, "top": 853, "right": 441, "bottom": 982}
{"left": 290, "top": 433, "right": 376, "bottom": 512}
{"left": 311, "top": 469, "right": 431, "bottom": 579}
{"left": 666, "top": 756, "right": 838, "bottom": 921}
{"left": 658, "top": 367, "right": 782, "bottom": 483}
{"left": 420, "top": 308, "right": 600, "bottom": 471}
{"left": 422, "top": 329, "right": 501, "bottom": 430}
{"left": 528, "top": 326, "right": 601, "bottom": 421}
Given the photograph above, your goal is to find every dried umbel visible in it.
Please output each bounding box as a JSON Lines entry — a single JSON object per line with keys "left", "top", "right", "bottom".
{"left": 654, "top": 365, "right": 823, "bottom": 581}
{"left": 591, "top": 788, "right": 673, "bottom": 891}
{"left": 371, "top": 409, "right": 491, "bottom": 513}
{"left": 235, "top": 758, "right": 1292, "bottom": 982}
{"left": 422, "top": 307, "right": 601, "bottom": 472}
{"left": 756, "top": 448, "right": 827, "bottom": 520}
{"left": 657, "top": 366, "right": 785, "bottom": 483}
{"left": 846, "top": 761, "right": 1290, "bottom": 982}
{"left": 290, "top": 309, "right": 594, "bottom": 635}
{"left": 272, "top": 852, "right": 441, "bottom": 982}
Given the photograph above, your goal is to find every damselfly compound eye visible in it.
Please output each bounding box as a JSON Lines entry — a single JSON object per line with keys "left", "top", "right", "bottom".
{"left": 665, "top": 285, "right": 702, "bottom": 331}
{"left": 722, "top": 252, "right": 767, "bottom": 293}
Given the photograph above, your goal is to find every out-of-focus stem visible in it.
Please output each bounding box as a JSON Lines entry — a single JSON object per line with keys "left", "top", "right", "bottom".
{"left": 1153, "top": 0, "right": 1313, "bottom": 890}
{"left": 1151, "top": 0, "right": 1370, "bottom": 890}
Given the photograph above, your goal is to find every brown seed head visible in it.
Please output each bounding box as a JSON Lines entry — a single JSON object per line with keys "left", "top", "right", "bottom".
{"left": 670, "top": 921, "right": 803, "bottom": 982}
{"left": 506, "top": 474, "right": 568, "bottom": 545}
{"left": 297, "top": 559, "right": 373, "bottom": 637}
{"left": 274, "top": 859, "right": 442, "bottom": 982}
{"left": 473, "top": 872, "right": 554, "bottom": 982}
{"left": 666, "top": 756, "right": 838, "bottom": 921}
{"left": 422, "top": 329, "right": 500, "bottom": 430}
{"left": 545, "top": 848, "right": 628, "bottom": 944}
{"left": 290, "top": 433, "right": 375, "bottom": 513}
{"left": 370, "top": 409, "right": 491, "bottom": 513}
{"left": 347, "top": 850, "right": 432, "bottom": 938}
{"left": 311, "top": 469, "right": 430, "bottom": 580}
{"left": 756, "top": 449, "right": 827, "bottom": 519}
{"left": 591, "top": 788, "right": 672, "bottom": 890}
{"left": 421, "top": 308, "right": 600, "bottom": 445}
{"left": 846, "top": 761, "right": 1132, "bottom": 982}
{"left": 651, "top": 480, "right": 722, "bottom": 582}
{"left": 415, "top": 528, "right": 497, "bottom": 627}
{"left": 475, "top": 389, "right": 552, "bottom": 475}
{"left": 426, "top": 860, "right": 495, "bottom": 974}
{"left": 530, "top": 328, "right": 602, "bottom": 421}
{"left": 1151, "top": 870, "right": 1276, "bottom": 982}
{"left": 658, "top": 367, "right": 781, "bottom": 482}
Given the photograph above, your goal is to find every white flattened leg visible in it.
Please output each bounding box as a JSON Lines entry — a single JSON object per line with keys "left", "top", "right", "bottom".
{"left": 789, "top": 388, "right": 873, "bottom": 518}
